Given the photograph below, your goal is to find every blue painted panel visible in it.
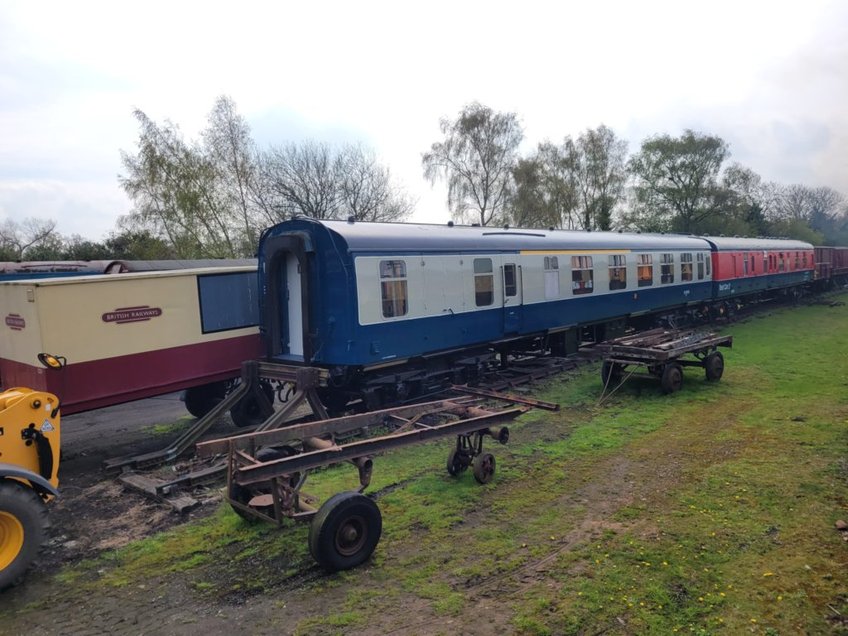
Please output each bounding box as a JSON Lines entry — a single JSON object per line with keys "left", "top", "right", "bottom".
{"left": 713, "top": 271, "right": 813, "bottom": 298}
{"left": 307, "top": 281, "right": 714, "bottom": 367}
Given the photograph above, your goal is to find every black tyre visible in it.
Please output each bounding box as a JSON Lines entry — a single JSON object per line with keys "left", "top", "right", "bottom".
{"left": 704, "top": 352, "right": 724, "bottom": 381}
{"left": 446, "top": 447, "right": 468, "bottom": 476}
{"left": 660, "top": 363, "right": 683, "bottom": 394}
{"left": 308, "top": 492, "right": 382, "bottom": 572}
{"left": 183, "top": 381, "right": 228, "bottom": 418}
{"left": 0, "top": 481, "right": 49, "bottom": 591}
{"left": 600, "top": 361, "right": 623, "bottom": 386}
{"left": 230, "top": 381, "right": 275, "bottom": 428}
{"left": 228, "top": 446, "right": 298, "bottom": 521}
{"left": 472, "top": 452, "right": 496, "bottom": 484}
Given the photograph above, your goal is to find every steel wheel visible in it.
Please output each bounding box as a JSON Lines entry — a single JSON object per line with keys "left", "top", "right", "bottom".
{"left": 704, "top": 352, "right": 724, "bottom": 381}
{"left": 0, "top": 482, "right": 49, "bottom": 591}
{"left": 446, "top": 447, "right": 468, "bottom": 476}
{"left": 661, "top": 363, "right": 683, "bottom": 394}
{"left": 309, "top": 492, "right": 382, "bottom": 572}
{"left": 472, "top": 452, "right": 496, "bottom": 484}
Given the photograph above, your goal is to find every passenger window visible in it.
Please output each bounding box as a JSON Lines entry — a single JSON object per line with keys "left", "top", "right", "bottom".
{"left": 638, "top": 254, "right": 653, "bottom": 287}
{"left": 778, "top": 253, "right": 785, "bottom": 272}
{"left": 503, "top": 263, "right": 517, "bottom": 297}
{"left": 751, "top": 253, "right": 756, "bottom": 273}
{"left": 571, "top": 255, "right": 593, "bottom": 295}
{"left": 802, "top": 252, "right": 808, "bottom": 268}
{"left": 743, "top": 253, "right": 749, "bottom": 275}
{"left": 660, "top": 253, "right": 674, "bottom": 284}
{"left": 474, "top": 258, "right": 494, "bottom": 306}
{"left": 696, "top": 253, "right": 705, "bottom": 280}
{"left": 794, "top": 252, "right": 800, "bottom": 269}
{"left": 608, "top": 254, "right": 627, "bottom": 290}
{"left": 544, "top": 256, "right": 560, "bottom": 299}
{"left": 680, "top": 253, "right": 693, "bottom": 281}
{"left": 380, "top": 260, "right": 408, "bottom": 318}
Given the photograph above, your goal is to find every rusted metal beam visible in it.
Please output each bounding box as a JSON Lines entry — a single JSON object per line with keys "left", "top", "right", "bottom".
{"left": 234, "top": 406, "right": 527, "bottom": 486}
{"left": 197, "top": 398, "right": 473, "bottom": 457}
{"left": 450, "top": 385, "right": 560, "bottom": 411}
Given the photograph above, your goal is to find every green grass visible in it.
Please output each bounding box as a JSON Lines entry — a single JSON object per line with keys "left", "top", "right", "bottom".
{"left": 3, "top": 297, "right": 846, "bottom": 635}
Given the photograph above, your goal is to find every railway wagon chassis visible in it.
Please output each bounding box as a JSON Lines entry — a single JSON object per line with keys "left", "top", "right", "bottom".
{"left": 196, "top": 395, "right": 530, "bottom": 571}
{"left": 597, "top": 329, "right": 733, "bottom": 395}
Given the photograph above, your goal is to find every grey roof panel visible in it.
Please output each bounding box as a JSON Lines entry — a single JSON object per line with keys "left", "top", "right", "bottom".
{"left": 319, "top": 220, "right": 711, "bottom": 252}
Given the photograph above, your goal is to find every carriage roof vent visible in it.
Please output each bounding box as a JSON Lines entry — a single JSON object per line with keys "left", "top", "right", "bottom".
{"left": 472, "top": 223, "right": 481, "bottom": 227}
{"left": 347, "top": 215, "right": 355, "bottom": 223}
{"left": 549, "top": 226, "right": 555, "bottom": 232}
{"left": 447, "top": 220, "right": 454, "bottom": 227}
{"left": 503, "top": 224, "right": 509, "bottom": 230}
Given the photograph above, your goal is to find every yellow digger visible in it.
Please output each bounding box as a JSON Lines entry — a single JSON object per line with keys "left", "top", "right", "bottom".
{"left": 0, "top": 386, "right": 60, "bottom": 590}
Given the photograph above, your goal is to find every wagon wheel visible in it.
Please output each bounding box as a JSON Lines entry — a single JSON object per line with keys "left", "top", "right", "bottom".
{"left": 704, "top": 351, "right": 724, "bottom": 381}
{"left": 600, "top": 361, "right": 623, "bottom": 387}
{"left": 660, "top": 363, "right": 683, "bottom": 394}
{"left": 228, "top": 446, "right": 299, "bottom": 521}
{"left": 472, "top": 453, "right": 496, "bottom": 484}
{"left": 183, "top": 381, "right": 228, "bottom": 418}
{"left": 0, "top": 482, "right": 49, "bottom": 591}
{"left": 308, "top": 492, "right": 382, "bottom": 572}
{"left": 230, "top": 380, "right": 275, "bottom": 428}
{"left": 446, "top": 447, "right": 469, "bottom": 476}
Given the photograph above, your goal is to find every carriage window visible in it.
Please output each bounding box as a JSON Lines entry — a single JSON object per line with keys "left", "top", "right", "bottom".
{"left": 609, "top": 254, "right": 627, "bottom": 290}
{"left": 751, "top": 253, "right": 756, "bottom": 274}
{"left": 794, "top": 252, "right": 800, "bottom": 269}
{"left": 474, "top": 258, "right": 494, "bottom": 306}
{"left": 638, "top": 254, "right": 653, "bottom": 287}
{"left": 778, "top": 253, "right": 785, "bottom": 272}
{"left": 544, "top": 256, "right": 560, "bottom": 299}
{"left": 802, "top": 252, "right": 808, "bottom": 268}
{"left": 743, "top": 253, "right": 749, "bottom": 275}
{"left": 571, "top": 255, "right": 594, "bottom": 295}
{"left": 503, "top": 263, "right": 517, "bottom": 297}
{"left": 660, "top": 253, "right": 674, "bottom": 284}
{"left": 681, "top": 253, "right": 693, "bottom": 282}
{"left": 696, "top": 253, "right": 705, "bottom": 280}
{"left": 380, "top": 260, "right": 408, "bottom": 318}
{"left": 764, "top": 254, "right": 769, "bottom": 272}
{"left": 706, "top": 254, "right": 711, "bottom": 276}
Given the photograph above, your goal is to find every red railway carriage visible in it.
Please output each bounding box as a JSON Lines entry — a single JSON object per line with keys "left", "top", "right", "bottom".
{"left": 704, "top": 237, "right": 815, "bottom": 299}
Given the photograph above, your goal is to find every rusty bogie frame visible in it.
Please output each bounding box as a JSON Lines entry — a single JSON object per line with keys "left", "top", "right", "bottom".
{"left": 197, "top": 390, "right": 528, "bottom": 571}
{"left": 597, "top": 329, "right": 733, "bottom": 395}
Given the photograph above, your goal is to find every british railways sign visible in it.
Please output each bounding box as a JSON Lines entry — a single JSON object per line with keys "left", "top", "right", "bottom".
{"left": 101, "top": 306, "right": 163, "bottom": 324}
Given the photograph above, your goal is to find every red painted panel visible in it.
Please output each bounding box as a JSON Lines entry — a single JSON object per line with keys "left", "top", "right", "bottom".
{"left": 712, "top": 250, "right": 814, "bottom": 281}
{"left": 0, "top": 334, "right": 261, "bottom": 415}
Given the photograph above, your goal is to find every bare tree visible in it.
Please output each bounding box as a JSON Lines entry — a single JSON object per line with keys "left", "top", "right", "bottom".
{"left": 336, "top": 145, "right": 413, "bottom": 222}
{"left": 254, "top": 142, "right": 412, "bottom": 223}
{"left": 0, "top": 217, "right": 59, "bottom": 260}
{"left": 422, "top": 102, "right": 522, "bottom": 226}
{"left": 254, "top": 141, "right": 342, "bottom": 220}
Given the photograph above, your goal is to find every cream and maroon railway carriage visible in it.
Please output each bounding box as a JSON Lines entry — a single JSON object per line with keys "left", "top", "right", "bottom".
{"left": 0, "top": 266, "right": 260, "bottom": 416}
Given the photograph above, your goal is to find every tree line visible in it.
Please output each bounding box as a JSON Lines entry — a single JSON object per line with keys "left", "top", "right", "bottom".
{"left": 4, "top": 98, "right": 847, "bottom": 261}
{"left": 422, "top": 102, "right": 848, "bottom": 245}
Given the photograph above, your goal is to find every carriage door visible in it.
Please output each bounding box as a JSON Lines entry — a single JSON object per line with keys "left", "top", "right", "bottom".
{"left": 282, "top": 252, "right": 304, "bottom": 357}
{"left": 502, "top": 262, "right": 522, "bottom": 334}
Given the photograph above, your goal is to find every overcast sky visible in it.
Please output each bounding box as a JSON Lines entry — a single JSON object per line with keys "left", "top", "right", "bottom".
{"left": 1, "top": 0, "right": 845, "bottom": 240}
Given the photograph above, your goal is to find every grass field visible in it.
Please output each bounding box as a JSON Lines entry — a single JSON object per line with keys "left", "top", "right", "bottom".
{"left": 4, "top": 298, "right": 847, "bottom": 635}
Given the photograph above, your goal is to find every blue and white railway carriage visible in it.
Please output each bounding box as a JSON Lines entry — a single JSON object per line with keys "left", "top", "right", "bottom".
{"left": 258, "top": 219, "right": 713, "bottom": 377}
